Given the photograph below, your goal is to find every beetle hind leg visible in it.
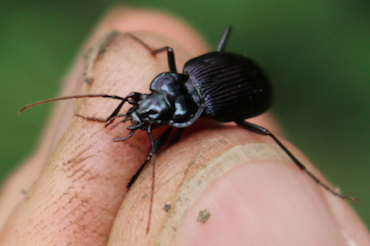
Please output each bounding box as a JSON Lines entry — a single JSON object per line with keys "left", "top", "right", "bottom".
{"left": 236, "top": 120, "right": 357, "bottom": 201}
{"left": 127, "top": 33, "right": 177, "bottom": 73}
{"left": 216, "top": 26, "right": 232, "bottom": 52}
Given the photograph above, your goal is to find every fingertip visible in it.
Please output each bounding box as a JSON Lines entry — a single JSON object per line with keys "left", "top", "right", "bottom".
{"left": 171, "top": 141, "right": 369, "bottom": 246}
{"left": 110, "top": 124, "right": 369, "bottom": 245}
{"left": 173, "top": 158, "right": 345, "bottom": 246}
{"left": 1, "top": 9, "right": 210, "bottom": 244}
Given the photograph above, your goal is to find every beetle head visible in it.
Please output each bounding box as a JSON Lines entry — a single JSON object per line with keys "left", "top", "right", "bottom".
{"left": 130, "top": 92, "right": 174, "bottom": 128}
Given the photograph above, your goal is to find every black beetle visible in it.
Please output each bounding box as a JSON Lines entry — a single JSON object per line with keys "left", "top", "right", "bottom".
{"left": 19, "top": 26, "right": 355, "bottom": 231}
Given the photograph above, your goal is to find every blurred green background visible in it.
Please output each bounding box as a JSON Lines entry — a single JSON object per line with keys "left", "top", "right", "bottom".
{"left": 0, "top": 0, "right": 369, "bottom": 228}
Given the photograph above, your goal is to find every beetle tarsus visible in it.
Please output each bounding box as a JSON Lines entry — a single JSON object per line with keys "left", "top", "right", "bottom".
{"left": 113, "top": 130, "right": 135, "bottom": 142}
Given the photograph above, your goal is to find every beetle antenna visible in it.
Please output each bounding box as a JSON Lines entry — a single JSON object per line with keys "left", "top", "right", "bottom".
{"left": 217, "top": 26, "right": 232, "bottom": 52}
{"left": 19, "top": 94, "right": 126, "bottom": 113}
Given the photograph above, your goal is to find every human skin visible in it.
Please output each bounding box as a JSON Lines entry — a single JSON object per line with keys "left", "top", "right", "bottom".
{"left": 0, "top": 8, "right": 369, "bottom": 246}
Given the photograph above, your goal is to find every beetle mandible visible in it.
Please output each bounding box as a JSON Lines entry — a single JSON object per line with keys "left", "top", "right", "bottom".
{"left": 19, "top": 26, "right": 356, "bottom": 231}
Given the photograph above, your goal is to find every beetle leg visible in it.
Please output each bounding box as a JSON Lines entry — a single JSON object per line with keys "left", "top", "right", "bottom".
{"left": 112, "top": 130, "right": 136, "bottom": 142}
{"left": 216, "top": 26, "right": 232, "bottom": 52}
{"left": 169, "top": 106, "right": 206, "bottom": 128}
{"left": 73, "top": 94, "right": 138, "bottom": 127}
{"left": 104, "top": 92, "right": 142, "bottom": 126}
{"left": 127, "top": 33, "right": 177, "bottom": 73}
{"left": 127, "top": 127, "right": 184, "bottom": 188}
{"left": 104, "top": 100, "right": 125, "bottom": 126}
{"left": 146, "top": 125, "right": 157, "bottom": 233}
{"left": 236, "top": 120, "right": 357, "bottom": 201}
{"left": 84, "top": 31, "right": 119, "bottom": 84}
{"left": 126, "top": 126, "right": 184, "bottom": 233}
{"left": 125, "top": 91, "right": 142, "bottom": 103}
{"left": 151, "top": 46, "right": 177, "bottom": 73}
{"left": 109, "top": 115, "right": 132, "bottom": 129}
{"left": 127, "top": 126, "right": 174, "bottom": 188}
{"left": 168, "top": 128, "right": 185, "bottom": 147}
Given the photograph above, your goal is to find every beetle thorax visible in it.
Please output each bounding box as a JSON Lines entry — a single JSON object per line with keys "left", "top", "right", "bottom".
{"left": 138, "top": 72, "right": 198, "bottom": 128}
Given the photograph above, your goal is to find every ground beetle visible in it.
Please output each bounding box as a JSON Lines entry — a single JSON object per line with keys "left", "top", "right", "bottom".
{"left": 20, "top": 26, "right": 356, "bottom": 232}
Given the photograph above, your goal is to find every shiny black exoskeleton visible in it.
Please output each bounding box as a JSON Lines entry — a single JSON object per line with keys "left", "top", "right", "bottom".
{"left": 135, "top": 51, "right": 271, "bottom": 129}
{"left": 125, "top": 27, "right": 271, "bottom": 133}
{"left": 20, "top": 26, "right": 355, "bottom": 209}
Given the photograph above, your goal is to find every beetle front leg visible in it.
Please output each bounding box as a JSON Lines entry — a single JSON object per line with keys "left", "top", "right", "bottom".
{"left": 104, "top": 92, "right": 142, "bottom": 126}
{"left": 71, "top": 92, "right": 142, "bottom": 127}
{"left": 127, "top": 126, "right": 174, "bottom": 188}
{"left": 127, "top": 127, "right": 185, "bottom": 188}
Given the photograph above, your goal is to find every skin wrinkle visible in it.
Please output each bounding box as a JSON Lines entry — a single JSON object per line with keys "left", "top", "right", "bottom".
{"left": 45, "top": 156, "right": 108, "bottom": 242}
{"left": 75, "top": 167, "right": 95, "bottom": 182}
{"left": 67, "top": 156, "right": 95, "bottom": 178}
{"left": 62, "top": 200, "right": 102, "bottom": 243}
